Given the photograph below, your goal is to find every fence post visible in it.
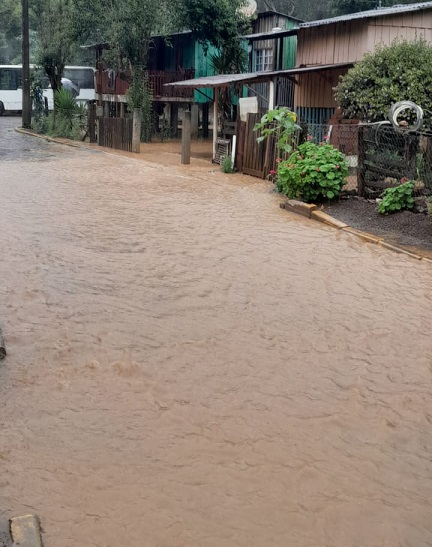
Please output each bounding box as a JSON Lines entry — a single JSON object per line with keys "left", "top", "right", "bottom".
{"left": 357, "top": 125, "right": 365, "bottom": 197}
{"left": 235, "top": 121, "right": 246, "bottom": 172}
{"left": 181, "top": 110, "right": 191, "bottom": 165}
{"left": 202, "top": 103, "right": 209, "bottom": 139}
{"left": 191, "top": 104, "right": 199, "bottom": 139}
{"left": 88, "top": 102, "right": 97, "bottom": 143}
{"left": 170, "top": 104, "right": 179, "bottom": 138}
{"left": 132, "top": 108, "right": 141, "bottom": 154}
{"left": 269, "top": 79, "right": 275, "bottom": 110}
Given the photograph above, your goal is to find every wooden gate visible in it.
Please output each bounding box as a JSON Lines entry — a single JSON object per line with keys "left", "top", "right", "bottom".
{"left": 236, "top": 112, "right": 279, "bottom": 179}
{"left": 241, "top": 113, "right": 267, "bottom": 178}
{"left": 98, "top": 117, "right": 133, "bottom": 152}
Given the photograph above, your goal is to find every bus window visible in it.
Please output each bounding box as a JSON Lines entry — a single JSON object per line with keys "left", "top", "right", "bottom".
{"left": 0, "top": 68, "right": 19, "bottom": 90}
{"left": 63, "top": 68, "right": 95, "bottom": 90}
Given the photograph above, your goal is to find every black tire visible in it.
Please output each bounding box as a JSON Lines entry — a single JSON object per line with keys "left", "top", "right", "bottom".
{"left": 0, "top": 102, "right": 5, "bottom": 116}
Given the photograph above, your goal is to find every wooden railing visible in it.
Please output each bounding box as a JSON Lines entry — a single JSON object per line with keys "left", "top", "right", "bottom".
{"left": 145, "top": 69, "right": 195, "bottom": 99}
{"left": 96, "top": 69, "right": 195, "bottom": 100}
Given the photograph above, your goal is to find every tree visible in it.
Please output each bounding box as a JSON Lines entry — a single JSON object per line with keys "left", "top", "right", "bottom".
{"left": 175, "top": 0, "right": 251, "bottom": 122}
{"left": 335, "top": 39, "right": 432, "bottom": 124}
{"left": 178, "top": 0, "right": 250, "bottom": 52}
{"left": 0, "top": 0, "right": 22, "bottom": 63}
{"left": 290, "top": 0, "right": 334, "bottom": 20}
{"left": 70, "top": 0, "right": 251, "bottom": 112}
{"left": 331, "top": 0, "right": 376, "bottom": 14}
{"left": 32, "top": 0, "right": 75, "bottom": 91}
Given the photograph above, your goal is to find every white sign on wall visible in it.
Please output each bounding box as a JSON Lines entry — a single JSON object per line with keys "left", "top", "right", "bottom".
{"left": 239, "top": 97, "right": 258, "bottom": 122}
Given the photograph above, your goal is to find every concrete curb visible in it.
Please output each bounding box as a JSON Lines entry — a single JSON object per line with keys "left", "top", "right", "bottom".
{"left": 9, "top": 515, "right": 43, "bottom": 547}
{"left": 281, "top": 199, "right": 317, "bottom": 218}
{"left": 378, "top": 240, "right": 422, "bottom": 259}
{"left": 342, "top": 227, "right": 383, "bottom": 245}
{"left": 311, "top": 210, "right": 349, "bottom": 229}
{"left": 15, "top": 127, "right": 87, "bottom": 150}
{"left": 281, "top": 200, "right": 430, "bottom": 262}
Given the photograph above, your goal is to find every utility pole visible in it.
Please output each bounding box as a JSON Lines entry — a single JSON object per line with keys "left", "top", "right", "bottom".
{"left": 22, "top": 0, "right": 31, "bottom": 128}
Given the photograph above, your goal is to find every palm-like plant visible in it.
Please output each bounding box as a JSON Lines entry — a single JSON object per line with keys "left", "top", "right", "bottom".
{"left": 54, "top": 88, "right": 78, "bottom": 120}
{"left": 51, "top": 89, "right": 87, "bottom": 139}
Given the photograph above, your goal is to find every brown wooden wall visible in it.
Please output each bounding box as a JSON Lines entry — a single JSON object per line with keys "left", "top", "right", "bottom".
{"left": 297, "top": 9, "right": 432, "bottom": 67}
{"left": 294, "top": 8, "right": 432, "bottom": 110}
{"left": 297, "top": 22, "right": 368, "bottom": 66}
{"left": 294, "top": 67, "right": 348, "bottom": 109}
{"left": 367, "top": 12, "right": 432, "bottom": 49}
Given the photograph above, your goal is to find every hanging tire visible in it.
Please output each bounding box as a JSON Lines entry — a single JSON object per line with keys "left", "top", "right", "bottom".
{"left": 0, "top": 102, "right": 5, "bottom": 116}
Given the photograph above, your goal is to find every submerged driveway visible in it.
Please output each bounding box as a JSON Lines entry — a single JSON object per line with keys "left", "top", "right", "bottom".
{"left": 1, "top": 117, "right": 432, "bottom": 547}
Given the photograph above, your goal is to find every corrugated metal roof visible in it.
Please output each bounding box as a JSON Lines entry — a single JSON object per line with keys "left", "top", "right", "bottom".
{"left": 300, "top": 1, "right": 432, "bottom": 28}
{"left": 151, "top": 29, "right": 192, "bottom": 39}
{"left": 164, "top": 73, "right": 277, "bottom": 88}
{"left": 243, "top": 28, "right": 298, "bottom": 41}
{"left": 164, "top": 63, "right": 353, "bottom": 89}
{"left": 244, "top": 2, "right": 432, "bottom": 38}
{"left": 266, "top": 62, "right": 354, "bottom": 76}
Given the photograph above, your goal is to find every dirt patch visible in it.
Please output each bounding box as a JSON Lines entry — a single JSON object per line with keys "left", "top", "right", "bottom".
{"left": 87, "top": 138, "right": 214, "bottom": 168}
{"left": 324, "top": 197, "right": 432, "bottom": 251}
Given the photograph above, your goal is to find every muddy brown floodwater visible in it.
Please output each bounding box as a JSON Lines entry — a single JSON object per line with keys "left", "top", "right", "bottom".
{"left": 1, "top": 118, "right": 432, "bottom": 547}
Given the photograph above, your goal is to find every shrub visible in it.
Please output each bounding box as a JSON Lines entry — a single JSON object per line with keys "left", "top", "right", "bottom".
{"left": 378, "top": 181, "right": 415, "bottom": 214}
{"left": 276, "top": 141, "right": 349, "bottom": 202}
{"left": 221, "top": 155, "right": 234, "bottom": 173}
{"left": 32, "top": 89, "right": 88, "bottom": 140}
{"left": 335, "top": 39, "right": 432, "bottom": 124}
{"left": 54, "top": 88, "right": 78, "bottom": 119}
{"left": 126, "top": 70, "right": 153, "bottom": 142}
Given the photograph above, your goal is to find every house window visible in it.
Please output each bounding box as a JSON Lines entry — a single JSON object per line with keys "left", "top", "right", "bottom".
{"left": 255, "top": 48, "right": 273, "bottom": 72}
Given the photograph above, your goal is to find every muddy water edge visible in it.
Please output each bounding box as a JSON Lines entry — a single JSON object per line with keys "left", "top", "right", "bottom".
{"left": 1, "top": 118, "right": 432, "bottom": 547}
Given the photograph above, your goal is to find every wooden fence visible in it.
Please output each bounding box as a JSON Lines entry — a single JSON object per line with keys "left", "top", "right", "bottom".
{"left": 236, "top": 112, "right": 298, "bottom": 179}
{"left": 98, "top": 117, "right": 133, "bottom": 152}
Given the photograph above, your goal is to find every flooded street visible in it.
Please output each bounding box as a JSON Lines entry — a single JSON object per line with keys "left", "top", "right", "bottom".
{"left": 1, "top": 117, "right": 432, "bottom": 547}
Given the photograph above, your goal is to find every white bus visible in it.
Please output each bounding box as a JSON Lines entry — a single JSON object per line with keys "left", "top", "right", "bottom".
{"left": 0, "top": 65, "right": 96, "bottom": 115}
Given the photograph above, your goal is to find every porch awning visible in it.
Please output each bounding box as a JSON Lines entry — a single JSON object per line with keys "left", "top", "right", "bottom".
{"left": 163, "top": 71, "right": 296, "bottom": 89}
{"left": 270, "top": 62, "right": 354, "bottom": 77}
{"left": 164, "top": 63, "right": 354, "bottom": 90}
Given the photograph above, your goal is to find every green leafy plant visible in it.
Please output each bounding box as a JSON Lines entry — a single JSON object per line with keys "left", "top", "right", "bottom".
{"left": 54, "top": 88, "right": 78, "bottom": 119}
{"left": 254, "top": 108, "right": 300, "bottom": 158}
{"left": 126, "top": 70, "right": 153, "bottom": 142}
{"left": 33, "top": 88, "right": 88, "bottom": 140}
{"left": 335, "top": 39, "right": 432, "bottom": 125}
{"left": 51, "top": 89, "right": 81, "bottom": 139}
{"left": 276, "top": 141, "right": 349, "bottom": 202}
{"left": 378, "top": 181, "right": 415, "bottom": 214}
{"left": 221, "top": 155, "right": 234, "bottom": 174}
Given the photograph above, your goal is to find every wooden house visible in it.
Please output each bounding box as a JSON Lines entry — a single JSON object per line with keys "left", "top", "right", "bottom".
{"left": 287, "top": 1, "right": 432, "bottom": 126}
{"left": 246, "top": 9, "right": 300, "bottom": 108}
{"left": 89, "top": 30, "right": 218, "bottom": 135}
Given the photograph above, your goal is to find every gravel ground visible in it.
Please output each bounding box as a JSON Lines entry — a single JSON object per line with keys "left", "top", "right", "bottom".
{"left": 324, "top": 197, "right": 432, "bottom": 250}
